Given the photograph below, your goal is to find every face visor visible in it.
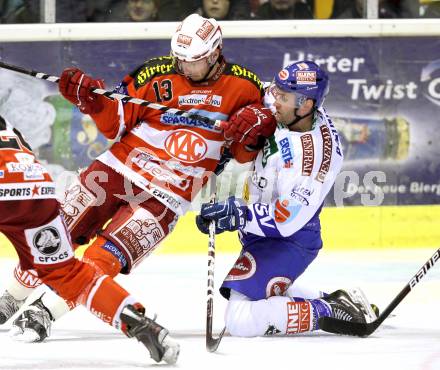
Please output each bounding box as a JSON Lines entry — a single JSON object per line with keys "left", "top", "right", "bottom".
{"left": 175, "top": 56, "right": 211, "bottom": 81}
{"left": 268, "top": 81, "right": 307, "bottom": 110}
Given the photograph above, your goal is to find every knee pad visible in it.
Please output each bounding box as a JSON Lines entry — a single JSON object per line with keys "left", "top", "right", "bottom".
{"left": 82, "top": 236, "right": 125, "bottom": 278}
{"left": 224, "top": 291, "right": 266, "bottom": 337}
{"left": 225, "top": 290, "right": 293, "bottom": 337}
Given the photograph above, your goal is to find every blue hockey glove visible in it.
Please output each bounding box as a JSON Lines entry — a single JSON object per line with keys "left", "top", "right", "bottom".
{"left": 196, "top": 196, "right": 248, "bottom": 234}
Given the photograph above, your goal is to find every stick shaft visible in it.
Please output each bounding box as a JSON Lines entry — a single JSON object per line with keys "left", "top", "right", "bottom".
{"left": 0, "top": 60, "right": 221, "bottom": 128}
{"left": 318, "top": 247, "right": 440, "bottom": 336}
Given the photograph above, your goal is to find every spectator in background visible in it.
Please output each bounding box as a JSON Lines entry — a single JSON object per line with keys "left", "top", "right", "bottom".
{"left": 197, "top": 0, "right": 251, "bottom": 20}
{"left": 156, "top": 0, "right": 201, "bottom": 21}
{"left": 0, "top": 0, "right": 38, "bottom": 23}
{"left": 255, "top": 0, "right": 313, "bottom": 20}
{"left": 331, "top": 0, "right": 419, "bottom": 19}
{"left": 423, "top": 1, "right": 440, "bottom": 18}
{"left": 95, "top": 0, "right": 158, "bottom": 22}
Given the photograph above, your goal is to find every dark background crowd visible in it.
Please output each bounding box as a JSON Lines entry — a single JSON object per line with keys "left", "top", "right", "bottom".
{"left": 0, "top": 0, "right": 438, "bottom": 23}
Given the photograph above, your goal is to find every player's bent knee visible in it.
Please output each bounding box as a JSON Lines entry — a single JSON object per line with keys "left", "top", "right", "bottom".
{"left": 225, "top": 299, "right": 265, "bottom": 337}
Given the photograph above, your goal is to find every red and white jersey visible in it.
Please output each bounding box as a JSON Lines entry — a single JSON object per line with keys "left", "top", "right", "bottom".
{"left": 92, "top": 56, "right": 264, "bottom": 215}
{"left": 0, "top": 116, "right": 56, "bottom": 201}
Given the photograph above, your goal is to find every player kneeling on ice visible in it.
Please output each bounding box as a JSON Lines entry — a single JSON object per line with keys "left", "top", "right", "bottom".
{"left": 0, "top": 115, "right": 178, "bottom": 363}
{"left": 196, "top": 61, "right": 378, "bottom": 337}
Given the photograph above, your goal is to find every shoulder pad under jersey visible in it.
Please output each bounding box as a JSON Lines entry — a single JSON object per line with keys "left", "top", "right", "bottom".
{"left": 131, "top": 56, "right": 175, "bottom": 89}
{"left": 224, "top": 63, "right": 264, "bottom": 97}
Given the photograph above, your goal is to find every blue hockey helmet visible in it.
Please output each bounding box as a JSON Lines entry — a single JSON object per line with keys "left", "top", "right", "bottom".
{"left": 274, "top": 61, "right": 329, "bottom": 108}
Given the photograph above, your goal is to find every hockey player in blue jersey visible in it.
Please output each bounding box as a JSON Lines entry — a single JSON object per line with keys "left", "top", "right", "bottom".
{"left": 196, "top": 61, "right": 377, "bottom": 337}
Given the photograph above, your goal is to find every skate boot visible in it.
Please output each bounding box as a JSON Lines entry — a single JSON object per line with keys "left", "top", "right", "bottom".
{"left": 0, "top": 290, "right": 25, "bottom": 324}
{"left": 121, "top": 304, "right": 180, "bottom": 365}
{"left": 10, "top": 294, "right": 53, "bottom": 342}
{"left": 323, "top": 288, "right": 377, "bottom": 324}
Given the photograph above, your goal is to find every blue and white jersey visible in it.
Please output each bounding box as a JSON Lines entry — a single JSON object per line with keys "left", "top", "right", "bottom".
{"left": 241, "top": 107, "right": 343, "bottom": 240}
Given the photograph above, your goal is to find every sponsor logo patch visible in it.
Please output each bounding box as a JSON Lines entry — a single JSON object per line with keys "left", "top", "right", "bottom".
{"left": 132, "top": 152, "right": 190, "bottom": 191}
{"left": 26, "top": 216, "right": 74, "bottom": 265}
{"left": 110, "top": 208, "right": 165, "bottom": 267}
{"left": 278, "top": 137, "right": 293, "bottom": 165}
{"left": 264, "top": 325, "right": 282, "bottom": 336}
{"left": 178, "top": 94, "right": 222, "bottom": 107}
{"left": 150, "top": 186, "right": 181, "bottom": 210}
{"left": 164, "top": 129, "right": 208, "bottom": 163}
{"left": 300, "top": 134, "right": 314, "bottom": 176}
{"left": 160, "top": 112, "right": 217, "bottom": 132}
{"left": 296, "top": 62, "right": 309, "bottom": 70}
{"left": 273, "top": 198, "right": 302, "bottom": 224}
{"left": 316, "top": 125, "right": 333, "bottom": 183}
{"left": 290, "top": 185, "right": 314, "bottom": 206}
{"left": 61, "top": 184, "right": 96, "bottom": 229}
{"left": 286, "top": 301, "right": 311, "bottom": 334}
{"left": 14, "top": 265, "right": 42, "bottom": 288}
{"left": 224, "top": 252, "right": 256, "bottom": 281}
{"left": 251, "top": 171, "right": 268, "bottom": 190}
{"left": 278, "top": 69, "right": 289, "bottom": 80}
{"left": 266, "top": 277, "right": 292, "bottom": 297}
{"left": 296, "top": 71, "right": 317, "bottom": 86}
{"left": 196, "top": 20, "right": 214, "bottom": 40}
{"left": 33, "top": 227, "right": 61, "bottom": 256}
{"left": 177, "top": 34, "right": 192, "bottom": 47}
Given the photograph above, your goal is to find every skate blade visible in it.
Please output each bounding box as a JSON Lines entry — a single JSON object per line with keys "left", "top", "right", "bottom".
{"left": 346, "top": 287, "right": 377, "bottom": 323}
{"left": 161, "top": 337, "right": 180, "bottom": 365}
{"left": 9, "top": 327, "right": 42, "bottom": 343}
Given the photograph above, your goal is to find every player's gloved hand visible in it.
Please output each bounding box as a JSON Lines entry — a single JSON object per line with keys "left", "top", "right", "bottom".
{"left": 196, "top": 196, "right": 248, "bottom": 234}
{"left": 59, "top": 67, "right": 105, "bottom": 114}
{"left": 220, "top": 104, "right": 276, "bottom": 147}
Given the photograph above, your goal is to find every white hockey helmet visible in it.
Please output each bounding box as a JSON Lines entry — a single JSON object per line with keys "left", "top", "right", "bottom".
{"left": 171, "top": 14, "right": 222, "bottom": 62}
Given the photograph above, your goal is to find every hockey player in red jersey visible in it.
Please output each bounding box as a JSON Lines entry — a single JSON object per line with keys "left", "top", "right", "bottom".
{"left": 0, "top": 115, "right": 179, "bottom": 363}
{"left": 0, "top": 13, "right": 276, "bottom": 341}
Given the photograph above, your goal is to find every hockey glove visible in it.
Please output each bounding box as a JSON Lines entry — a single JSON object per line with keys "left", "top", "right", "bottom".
{"left": 196, "top": 196, "right": 248, "bottom": 234}
{"left": 220, "top": 104, "right": 276, "bottom": 148}
{"left": 59, "top": 67, "right": 105, "bottom": 114}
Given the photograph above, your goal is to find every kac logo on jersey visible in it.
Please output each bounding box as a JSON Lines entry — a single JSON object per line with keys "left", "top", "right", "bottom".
{"left": 164, "top": 129, "right": 208, "bottom": 163}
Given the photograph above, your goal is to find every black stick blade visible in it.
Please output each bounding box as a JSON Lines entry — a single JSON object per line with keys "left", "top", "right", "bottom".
{"left": 318, "top": 317, "right": 374, "bottom": 337}
{"left": 206, "top": 327, "right": 226, "bottom": 352}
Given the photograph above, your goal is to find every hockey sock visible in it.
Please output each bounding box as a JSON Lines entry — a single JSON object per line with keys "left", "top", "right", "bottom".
{"left": 83, "top": 275, "right": 136, "bottom": 329}
{"left": 9, "top": 264, "right": 43, "bottom": 300}
{"left": 225, "top": 290, "right": 332, "bottom": 337}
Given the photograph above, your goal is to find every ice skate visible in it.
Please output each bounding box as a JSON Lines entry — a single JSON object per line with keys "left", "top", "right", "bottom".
{"left": 323, "top": 288, "right": 377, "bottom": 324}
{"left": 0, "top": 290, "right": 25, "bottom": 325}
{"left": 121, "top": 304, "right": 180, "bottom": 365}
{"left": 10, "top": 294, "right": 53, "bottom": 342}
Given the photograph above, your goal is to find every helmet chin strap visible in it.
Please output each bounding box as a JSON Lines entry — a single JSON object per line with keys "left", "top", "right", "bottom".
{"left": 197, "top": 53, "right": 221, "bottom": 82}
{"left": 286, "top": 107, "right": 315, "bottom": 128}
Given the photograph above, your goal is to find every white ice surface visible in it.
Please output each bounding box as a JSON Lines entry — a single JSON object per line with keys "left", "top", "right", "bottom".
{"left": 0, "top": 248, "right": 440, "bottom": 370}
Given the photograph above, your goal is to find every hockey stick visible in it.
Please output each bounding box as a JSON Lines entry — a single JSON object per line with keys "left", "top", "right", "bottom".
{"left": 0, "top": 60, "right": 222, "bottom": 128}
{"left": 206, "top": 178, "right": 226, "bottom": 352}
{"left": 318, "top": 247, "right": 440, "bottom": 337}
